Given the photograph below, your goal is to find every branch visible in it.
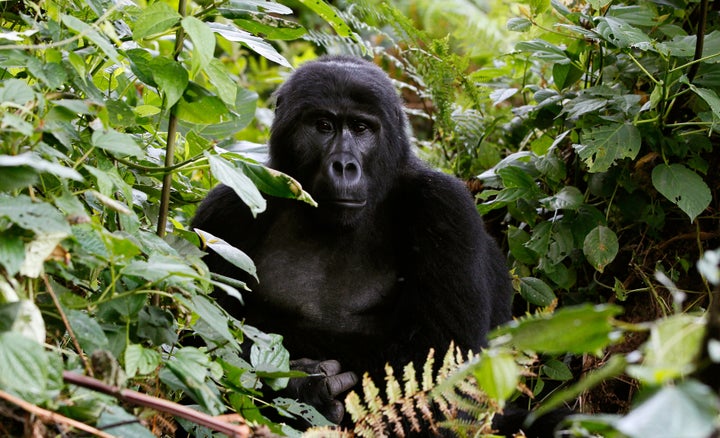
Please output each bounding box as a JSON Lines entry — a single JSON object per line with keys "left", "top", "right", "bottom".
{"left": 62, "top": 371, "right": 257, "bottom": 437}
{"left": 0, "top": 389, "right": 114, "bottom": 438}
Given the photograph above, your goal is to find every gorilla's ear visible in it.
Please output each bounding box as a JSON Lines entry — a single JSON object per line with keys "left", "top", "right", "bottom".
{"left": 270, "top": 91, "right": 282, "bottom": 110}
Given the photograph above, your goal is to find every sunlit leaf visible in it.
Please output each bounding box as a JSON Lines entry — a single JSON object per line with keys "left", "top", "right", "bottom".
{"left": 208, "top": 22, "right": 291, "bottom": 68}
{"left": 133, "top": 2, "right": 181, "bottom": 40}
{"left": 294, "top": 0, "right": 352, "bottom": 37}
{"left": 195, "top": 228, "right": 257, "bottom": 280}
{"left": 150, "top": 57, "right": 188, "bottom": 108}
{"left": 206, "top": 153, "right": 266, "bottom": 217}
{"left": 573, "top": 123, "right": 641, "bottom": 172}
{"left": 583, "top": 225, "right": 618, "bottom": 273}
{"left": 473, "top": 350, "right": 519, "bottom": 403}
{"left": 91, "top": 129, "right": 144, "bottom": 158}
{"left": 518, "top": 277, "right": 557, "bottom": 306}
{"left": 182, "top": 16, "right": 216, "bottom": 78}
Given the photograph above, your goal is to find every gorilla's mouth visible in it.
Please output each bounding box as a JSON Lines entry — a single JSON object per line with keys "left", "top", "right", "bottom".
{"left": 324, "top": 199, "right": 367, "bottom": 208}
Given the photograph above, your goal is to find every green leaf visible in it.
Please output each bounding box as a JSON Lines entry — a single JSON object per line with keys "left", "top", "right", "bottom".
{"left": 124, "top": 343, "right": 161, "bottom": 378}
{"left": 573, "top": 123, "right": 641, "bottom": 172}
{"left": 0, "top": 301, "right": 46, "bottom": 344}
{"left": 195, "top": 228, "right": 257, "bottom": 280}
{"left": 651, "top": 164, "right": 711, "bottom": 222}
{"left": 507, "top": 17, "right": 532, "bottom": 32}
{"left": 232, "top": 158, "right": 317, "bottom": 206}
{"left": 473, "top": 350, "right": 519, "bottom": 403}
{"left": 689, "top": 86, "right": 720, "bottom": 121}
{"left": 98, "top": 405, "right": 155, "bottom": 437}
{"left": 250, "top": 334, "right": 290, "bottom": 390}
{"left": 583, "top": 225, "right": 618, "bottom": 273}
{"left": 0, "top": 153, "right": 82, "bottom": 182}
{"left": 208, "top": 22, "right": 291, "bottom": 68}
{"left": 0, "top": 232, "right": 25, "bottom": 276}
{"left": 182, "top": 16, "right": 216, "bottom": 78}
{"left": 515, "top": 40, "right": 569, "bottom": 63}
{"left": 67, "top": 309, "right": 109, "bottom": 354}
{"left": 0, "top": 195, "right": 70, "bottom": 234}
{"left": 149, "top": 57, "right": 188, "bottom": 108}
{"left": 91, "top": 129, "right": 144, "bottom": 158}
{"left": 542, "top": 358, "right": 573, "bottom": 381}
{"left": 518, "top": 276, "right": 557, "bottom": 306}
{"left": 0, "top": 332, "right": 53, "bottom": 404}
{"left": 61, "top": 14, "right": 121, "bottom": 66}
{"left": 594, "top": 16, "right": 652, "bottom": 49}
{"left": 133, "top": 1, "right": 181, "bottom": 40}
{"left": 204, "top": 59, "right": 238, "bottom": 107}
{"left": 294, "top": 0, "right": 352, "bottom": 37}
{"left": 137, "top": 306, "right": 178, "bottom": 346}
{"left": 552, "top": 62, "right": 582, "bottom": 90}
{"left": 234, "top": 15, "right": 307, "bottom": 41}
{"left": 628, "top": 314, "right": 704, "bottom": 384}
{"left": 206, "top": 153, "right": 266, "bottom": 217}
{"left": 494, "top": 304, "right": 623, "bottom": 355}
{"left": 176, "top": 294, "right": 239, "bottom": 349}
{"left": 540, "top": 186, "right": 584, "bottom": 211}
{"left": 616, "top": 381, "right": 718, "bottom": 438}
{"left": 161, "top": 347, "right": 224, "bottom": 415}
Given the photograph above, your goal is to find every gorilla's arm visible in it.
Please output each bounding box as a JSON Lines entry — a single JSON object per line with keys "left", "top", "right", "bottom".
{"left": 398, "top": 164, "right": 512, "bottom": 360}
{"left": 191, "top": 185, "right": 358, "bottom": 423}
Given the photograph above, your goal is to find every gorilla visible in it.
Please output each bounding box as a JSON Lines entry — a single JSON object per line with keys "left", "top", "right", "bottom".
{"left": 191, "top": 55, "right": 513, "bottom": 429}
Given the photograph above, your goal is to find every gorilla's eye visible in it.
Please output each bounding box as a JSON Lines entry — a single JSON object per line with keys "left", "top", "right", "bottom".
{"left": 351, "top": 121, "right": 370, "bottom": 134}
{"left": 316, "top": 119, "right": 334, "bottom": 133}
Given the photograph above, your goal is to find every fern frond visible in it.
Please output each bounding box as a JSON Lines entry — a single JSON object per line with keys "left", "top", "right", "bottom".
{"left": 345, "top": 343, "right": 504, "bottom": 437}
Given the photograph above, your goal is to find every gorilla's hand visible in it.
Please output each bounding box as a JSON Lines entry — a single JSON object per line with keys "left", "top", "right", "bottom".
{"left": 286, "top": 358, "right": 358, "bottom": 423}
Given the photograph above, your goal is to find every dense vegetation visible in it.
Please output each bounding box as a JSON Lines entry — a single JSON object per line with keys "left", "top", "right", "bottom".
{"left": 0, "top": 0, "right": 718, "bottom": 436}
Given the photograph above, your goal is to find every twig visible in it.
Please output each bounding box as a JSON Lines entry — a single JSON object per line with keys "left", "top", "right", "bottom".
{"left": 0, "top": 389, "right": 115, "bottom": 438}
{"left": 42, "top": 274, "right": 94, "bottom": 377}
{"left": 62, "top": 371, "right": 254, "bottom": 437}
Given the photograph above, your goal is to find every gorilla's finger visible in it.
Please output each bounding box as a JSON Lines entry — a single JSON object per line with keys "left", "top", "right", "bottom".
{"left": 323, "top": 400, "right": 345, "bottom": 424}
{"left": 318, "top": 360, "right": 342, "bottom": 376}
{"left": 325, "top": 371, "right": 358, "bottom": 397}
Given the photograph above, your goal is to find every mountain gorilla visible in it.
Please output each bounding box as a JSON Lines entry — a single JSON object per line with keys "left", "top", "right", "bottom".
{"left": 192, "top": 56, "right": 513, "bottom": 429}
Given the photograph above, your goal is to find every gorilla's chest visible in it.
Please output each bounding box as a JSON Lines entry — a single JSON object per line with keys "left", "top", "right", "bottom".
{"left": 249, "top": 221, "right": 400, "bottom": 335}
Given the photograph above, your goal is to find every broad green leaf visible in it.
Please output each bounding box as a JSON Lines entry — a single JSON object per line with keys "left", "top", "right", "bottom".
{"left": 294, "top": 0, "right": 352, "bottom": 37}
{"left": 175, "top": 294, "right": 239, "bottom": 349}
{"left": 204, "top": 59, "right": 238, "bottom": 107}
{"left": 124, "top": 343, "right": 161, "bottom": 378}
{"left": 518, "top": 276, "right": 557, "bottom": 306}
{"left": 133, "top": 1, "right": 181, "bottom": 40}
{"left": 594, "top": 16, "right": 652, "bottom": 49}
{"left": 628, "top": 314, "right": 704, "bottom": 384}
{"left": 494, "top": 304, "right": 623, "bottom": 355}
{"left": 250, "top": 334, "right": 290, "bottom": 390}
{"left": 206, "top": 153, "right": 266, "bottom": 217}
{"left": 0, "top": 232, "right": 24, "bottom": 276}
{"left": 689, "top": 86, "right": 720, "bottom": 121}
{"left": 0, "top": 78, "right": 36, "bottom": 105}
{"left": 98, "top": 405, "right": 155, "bottom": 437}
{"left": 208, "top": 22, "right": 291, "bottom": 68}
{"left": 61, "top": 14, "right": 121, "bottom": 66}
{"left": 658, "top": 31, "right": 720, "bottom": 62}
{"left": 91, "top": 129, "right": 144, "bottom": 158}
{"left": 233, "top": 158, "right": 316, "bottom": 206}
{"left": 552, "top": 63, "right": 582, "bottom": 90}
{"left": 573, "top": 123, "right": 641, "bottom": 172}
{"left": 231, "top": 14, "right": 307, "bottom": 40}
{"left": 583, "top": 225, "right": 618, "bottom": 273}
{"left": 0, "top": 332, "right": 52, "bottom": 404}
{"left": 0, "top": 153, "right": 83, "bottom": 182}
{"left": 161, "top": 347, "right": 224, "bottom": 415}
{"left": 0, "top": 301, "right": 45, "bottom": 344}
{"left": 542, "top": 358, "right": 573, "bottom": 381}
{"left": 137, "top": 306, "right": 178, "bottom": 346}
{"left": 182, "top": 16, "right": 215, "bottom": 78}
{"left": 67, "top": 309, "right": 109, "bottom": 353}
{"left": 616, "top": 381, "right": 718, "bottom": 438}
{"left": 607, "top": 5, "right": 658, "bottom": 27}
{"left": 473, "top": 350, "right": 519, "bottom": 403}
{"left": 540, "top": 186, "right": 584, "bottom": 211}
{"left": 515, "top": 40, "right": 569, "bottom": 63}
{"left": 507, "top": 17, "right": 532, "bottom": 32}
{"left": 219, "top": 0, "right": 294, "bottom": 15}
{"left": 176, "top": 83, "right": 230, "bottom": 124}
{"left": 195, "top": 228, "right": 257, "bottom": 281}
{"left": 126, "top": 48, "right": 156, "bottom": 86}
{"left": 507, "top": 226, "right": 537, "bottom": 265}
{"left": 150, "top": 57, "right": 188, "bottom": 108}
{"left": 651, "top": 164, "right": 711, "bottom": 222}
{"left": 0, "top": 195, "right": 70, "bottom": 234}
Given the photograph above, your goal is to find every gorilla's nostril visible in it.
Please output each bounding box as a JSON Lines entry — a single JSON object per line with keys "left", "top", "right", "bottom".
{"left": 332, "top": 161, "right": 344, "bottom": 175}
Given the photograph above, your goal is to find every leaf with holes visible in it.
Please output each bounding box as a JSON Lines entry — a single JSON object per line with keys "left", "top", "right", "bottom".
{"left": 652, "top": 164, "right": 711, "bottom": 222}
{"left": 573, "top": 122, "right": 641, "bottom": 173}
{"left": 583, "top": 225, "right": 618, "bottom": 273}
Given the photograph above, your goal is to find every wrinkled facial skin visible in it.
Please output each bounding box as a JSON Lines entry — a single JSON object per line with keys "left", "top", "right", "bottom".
{"left": 268, "top": 58, "right": 409, "bottom": 228}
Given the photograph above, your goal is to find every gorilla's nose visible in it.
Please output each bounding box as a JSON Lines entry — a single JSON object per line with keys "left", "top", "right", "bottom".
{"left": 329, "top": 156, "right": 361, "bottom": 184}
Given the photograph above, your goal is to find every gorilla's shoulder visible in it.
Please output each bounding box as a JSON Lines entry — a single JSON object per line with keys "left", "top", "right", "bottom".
{"left": 398, "top": 159, "right": 476, "bottom": 211}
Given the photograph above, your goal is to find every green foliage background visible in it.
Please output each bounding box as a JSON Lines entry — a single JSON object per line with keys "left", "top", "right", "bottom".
{"left": 0, "top": 0, "right": 719, "bottom": 436}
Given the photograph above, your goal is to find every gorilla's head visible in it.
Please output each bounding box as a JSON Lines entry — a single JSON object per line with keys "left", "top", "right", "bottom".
{"left": 268, "top": 56, "right": 411, "bottom": 227}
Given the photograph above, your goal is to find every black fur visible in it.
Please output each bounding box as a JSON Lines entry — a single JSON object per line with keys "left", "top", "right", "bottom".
{"left": 191, "top": 55, "right": 514, "bottom": 431}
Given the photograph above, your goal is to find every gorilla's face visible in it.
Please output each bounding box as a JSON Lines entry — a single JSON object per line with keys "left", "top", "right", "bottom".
{"left": 268, "top": 57, "right": 410, "bottom": 228}
{"left": 294, "top": 107, "right": 381, "bottom": 226}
